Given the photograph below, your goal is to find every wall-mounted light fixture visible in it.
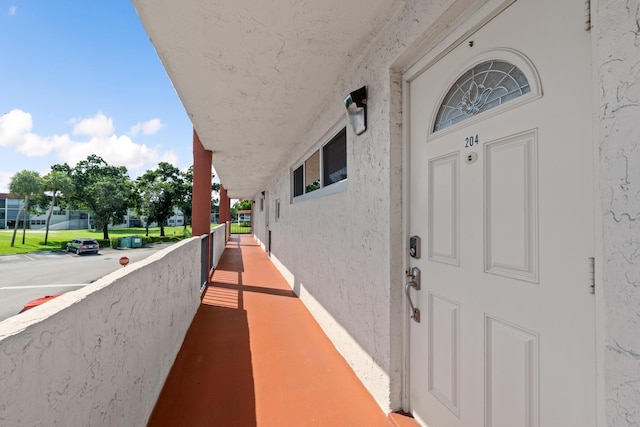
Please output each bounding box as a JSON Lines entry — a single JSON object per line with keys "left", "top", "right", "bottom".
{"left": 344, "top": 86, "right": 367, "bottom": 135}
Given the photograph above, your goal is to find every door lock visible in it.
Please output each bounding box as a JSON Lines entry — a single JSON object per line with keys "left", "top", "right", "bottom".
{"left": 409, "top": 235, "right": 421, "bottom": 259}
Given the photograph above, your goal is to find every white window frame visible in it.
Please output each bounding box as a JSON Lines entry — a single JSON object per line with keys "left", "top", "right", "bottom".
{"left": 291, "top": 121, "right": 348, "bottom": 203}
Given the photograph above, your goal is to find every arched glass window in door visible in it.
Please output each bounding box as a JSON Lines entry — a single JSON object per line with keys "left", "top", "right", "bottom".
{"left": 433, "top": 60, "right": 531, "bottom": 132}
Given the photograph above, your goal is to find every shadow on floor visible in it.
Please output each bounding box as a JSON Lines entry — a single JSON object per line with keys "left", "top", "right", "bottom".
{"left": 147, "top": 298, "right": 257, "bottom": 427}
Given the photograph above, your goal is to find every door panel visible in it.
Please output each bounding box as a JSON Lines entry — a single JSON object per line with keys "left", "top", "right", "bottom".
{"left": 485, "top": 316, "right": 539, "bottom": 427}
{"left": 428, "top": 154, "right": 460, "bottom": 265}
{"left": 428, "top": 293, "right": 460, "bottom": 416}
{"left": 406, "top": 0, "right": 596, "bottom": 425}
{"left": 484, "top": 131, "right": 537, "bottom": 281}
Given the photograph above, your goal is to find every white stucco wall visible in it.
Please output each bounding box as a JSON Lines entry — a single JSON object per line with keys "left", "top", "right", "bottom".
{"left": 0, "top": 237, "right": 202, "bottom": 426}
{"left": 252, "top": 0, "right": 479, "bottom": 412}
{"left": 596, "top": 0, "right": 640, "bottom": 424}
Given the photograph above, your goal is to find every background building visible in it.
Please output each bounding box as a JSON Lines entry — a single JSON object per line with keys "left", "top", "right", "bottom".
{"left": 0, "top": 194, "right": 194, "bottom": 230}
{"left": 0, "top": 193, "right": 26, "bottom": 229}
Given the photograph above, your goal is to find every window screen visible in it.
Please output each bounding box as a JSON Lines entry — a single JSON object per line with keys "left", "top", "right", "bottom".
{"left": 293, "top": 165, "right": 304, "bottom": 197}
{"left": 323, "top": 127, "right": 347, "bottom": 186}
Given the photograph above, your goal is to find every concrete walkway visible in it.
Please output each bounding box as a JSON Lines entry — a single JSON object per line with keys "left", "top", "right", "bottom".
{"left": 147, "top": 235, "right": 395, "bottom": 427}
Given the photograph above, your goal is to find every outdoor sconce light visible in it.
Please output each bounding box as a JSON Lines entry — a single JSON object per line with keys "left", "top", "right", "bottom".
{"left": 344, "top": 86, "right": 367, "bottom": 135}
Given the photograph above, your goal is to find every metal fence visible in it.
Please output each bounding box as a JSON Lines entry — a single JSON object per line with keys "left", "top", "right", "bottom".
{"left": 229, "top": 221, "right": 252, "bottom": 234}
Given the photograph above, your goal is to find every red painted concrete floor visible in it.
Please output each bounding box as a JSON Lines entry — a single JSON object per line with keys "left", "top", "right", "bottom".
{"left": 147, "top": 235, "right": 399, "bottom": 427}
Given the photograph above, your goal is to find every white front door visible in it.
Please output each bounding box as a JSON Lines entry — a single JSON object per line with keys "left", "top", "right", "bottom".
{"left": 406, "top": 0, "right": 596, "bottom": 426}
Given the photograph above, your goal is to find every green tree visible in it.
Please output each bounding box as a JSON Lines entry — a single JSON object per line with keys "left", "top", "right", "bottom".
{"left": 134, "top": 176, "right": 161, "bottom": 237}
{"left": 135, "top": 162, "right": 184, "bottom": 237}
{"left": 41, "top": 170, "right": 75, "bottom": 245}
{"left": 68, "top": 155, "right": 134, "bottom": 239}
{"left": 234, "top": 199, "right": 252, "bottom": 211}
{"left": 231, "top": 199, "right": 252, "bottom": 220}
{"left": 177, "top": 166, "right": 193, "bottom": 230}
{"left": 210, "top": 183, "right": 220, "bottom": 212}
{"left": 8, "top": 170, "right": 42, "bottom": 246}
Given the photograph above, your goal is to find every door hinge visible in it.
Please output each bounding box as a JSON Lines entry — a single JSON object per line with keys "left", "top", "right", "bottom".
{"left": 588, "top": 257, "right": 595, "bottom": 294}
{"left": 585, "top": 0, "right": 592, "bottom": 31}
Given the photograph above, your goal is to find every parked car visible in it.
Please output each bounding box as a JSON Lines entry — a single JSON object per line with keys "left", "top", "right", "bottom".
{"left": 66, "top": 238, "right": 100, "bottom": 255}
{"left": 19, "top": 294, "right": 61, "bottom": 313}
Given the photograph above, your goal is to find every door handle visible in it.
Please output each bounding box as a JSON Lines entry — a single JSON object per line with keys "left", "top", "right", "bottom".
{"left": 405, "top": 267, "right": 421, "bottom": 322}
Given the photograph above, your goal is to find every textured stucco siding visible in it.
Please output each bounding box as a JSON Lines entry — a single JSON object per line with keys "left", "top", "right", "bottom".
{"left": 597, "top": 0, "right": 640, "bottom": 424}
{"left": 0, "top": 238, "right": 202, "bottom": 426}
{"left": 252, "top": 0, "right": 478, "bottom": 412}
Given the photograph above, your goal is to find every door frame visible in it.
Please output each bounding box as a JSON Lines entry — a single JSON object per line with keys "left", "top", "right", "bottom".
{"left": 398, "top": 0, "right": 603, "bottom": 417}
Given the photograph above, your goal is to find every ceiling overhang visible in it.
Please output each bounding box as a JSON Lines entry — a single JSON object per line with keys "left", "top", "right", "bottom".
{"left": 131, "top": 0, "right": 402, "bottom": 198}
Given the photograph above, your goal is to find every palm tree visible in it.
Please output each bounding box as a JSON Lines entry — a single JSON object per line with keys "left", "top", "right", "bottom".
{"left": 42, "top": 171, "right": 74, "bottom": 245}
{"left": 9, "top": 170, "right": 42, "bottom": 246}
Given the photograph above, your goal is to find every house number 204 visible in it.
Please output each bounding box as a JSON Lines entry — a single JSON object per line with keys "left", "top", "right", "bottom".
{"left": 465, "top": 134, "right": 479, "bottom": 148}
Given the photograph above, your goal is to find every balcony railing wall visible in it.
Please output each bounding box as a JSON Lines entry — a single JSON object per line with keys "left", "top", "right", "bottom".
{"left": 0, "top": 237, "right": 203, "bottom": 426}
{"left": 211, "top": 223, "right": 227, "bottom": 270}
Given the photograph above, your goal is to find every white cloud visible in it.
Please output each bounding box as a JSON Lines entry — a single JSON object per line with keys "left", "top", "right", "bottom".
{"left": 0, "top": 171, "right": 12, "bottom": 193}
{"left": 8, "top": 6, "right": 16, "bottom": 16}
{"left": 0, "top": 109, "right": 68, "bottom": 157}
{"left": 0, "top": 109, "right": 32, "bottom": 146}
{"left": 130, "top": 118, "right": 164, "bottom": 136}
{"left": 0, "top": 109, "right": 179, "bottom": 175}
{"left": 71, "top": 112, "right": 114, "bottom": 138}
{"left": 58, "top": 134, "right": 176, "bottom": 170}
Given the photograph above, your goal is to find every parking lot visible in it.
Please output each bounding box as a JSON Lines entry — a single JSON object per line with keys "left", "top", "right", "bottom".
{"left": 0, "top": 243, "right": 173, "bottom": 322}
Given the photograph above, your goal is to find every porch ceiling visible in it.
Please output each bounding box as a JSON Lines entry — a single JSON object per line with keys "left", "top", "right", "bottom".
{"left": 131, "top": 0, "right": 402, "bottom": 199}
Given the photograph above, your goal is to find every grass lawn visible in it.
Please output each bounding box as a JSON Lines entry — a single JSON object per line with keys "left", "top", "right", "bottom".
{"left": 229, "top": 223, "right": 252, "bottom": 234}
{"left": 0, "top": 226, "right": 192, "bottom": 256}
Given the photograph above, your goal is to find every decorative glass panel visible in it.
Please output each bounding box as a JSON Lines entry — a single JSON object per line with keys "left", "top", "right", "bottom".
{"left": 433, "top": 60, "right": 531, "bottom": 132}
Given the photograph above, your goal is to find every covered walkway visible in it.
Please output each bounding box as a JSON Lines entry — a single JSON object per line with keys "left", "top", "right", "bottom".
{"left": 148, "top": 235, "right": 405, "bottom": 426}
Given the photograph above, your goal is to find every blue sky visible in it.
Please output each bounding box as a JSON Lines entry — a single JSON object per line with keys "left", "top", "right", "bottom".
{"left": 0, "top": 1, "right": 197, "bottom": 193}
